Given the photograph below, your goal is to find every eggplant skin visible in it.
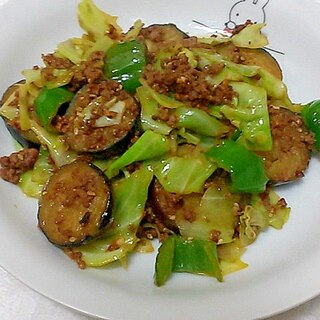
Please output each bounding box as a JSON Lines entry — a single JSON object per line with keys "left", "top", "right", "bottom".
{"left": 38, "top": 161, "right": 112, "bottom": 247}
{"left": 139, "top": 24, "right": 189, "bottom": 54}
{"left": 3, "top": 120, "right": 39, "bottom": 148}
{"left": 149, "top": 178, "right": 181, "bottom": 233}
{"left": 1, "top": 81, "right": 40, "bottom": 148}
{"left": 215, "top": 43, "right": 283, "bottom": 80}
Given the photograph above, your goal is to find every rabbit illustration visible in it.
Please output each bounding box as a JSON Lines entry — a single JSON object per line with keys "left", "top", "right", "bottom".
{"left": 225, "top": 0, "right": 270, "bottom": 30}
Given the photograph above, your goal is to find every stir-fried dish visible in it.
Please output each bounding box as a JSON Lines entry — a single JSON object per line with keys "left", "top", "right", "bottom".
{"left": 0, "top": 0, "right": 319, "bottom": 285}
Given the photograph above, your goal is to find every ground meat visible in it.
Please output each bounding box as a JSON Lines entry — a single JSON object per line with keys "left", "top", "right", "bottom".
{"left": 40, "top": 54, "right": 74, "bottom": 83}
{"left": 183, "top": 208, "right": 196, "bottom": 223}
{"left": 230, "top": 46, "right": 246, "bottom": 64}
{"left": 0, "top": 148, "right": 39, "bottom": 184}
{"left": 152, "top": 105, "right": 178, "bottom": 127}
{"left": 143, "top": 54, "right": 234, "bottom": 110}
{"left": 68, "top": 51, "right": 105, "bottom": 92}
{"left": 209, "top": 230, "right": 221, "bottom": 243}
{"left": 257, "top": 106, "right": 314, "bottom": 182}
{"left": 138, "top": 201, "right": 174, "bottom": 242}
{"left": 106, "top": 24, "right": 120, "bottom": 40}
{"left": 64, "top": 248, "right": 86, "bottom": 269}
{"left": 42, "top": 53, "right": 74, "bottom": 69}
{"left": 40, "top": 67, "right": 56, "bottom": 82}
{"left": 138, "top": 24, "right": 187, "bottom": 56}
{"left": 181, "top": 36, "right": 214, "bottom": 50}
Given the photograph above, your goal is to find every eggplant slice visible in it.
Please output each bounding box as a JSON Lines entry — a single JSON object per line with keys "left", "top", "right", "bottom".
{"left": 150, "top": 176, "right": 249, "bottom": 244}
{"left": 215, "top": 43, "right": 283, "bottom": 80}
{"left": 257, "top": 106, "right": 314, "bottom": 182}
{"left": 38, "top": 161, "right": 112, "bottom": 247}
{"left": 0, "top": 81, "right": 40, "bottom": 148}
{"left": 139, "top": 24, "right": 189, "bottom": 54}
{"left": 61, "top": 80, "right": 139, "bottom": 153}
{"left": 150, "top": 178, "right": 182, "bottom": 233}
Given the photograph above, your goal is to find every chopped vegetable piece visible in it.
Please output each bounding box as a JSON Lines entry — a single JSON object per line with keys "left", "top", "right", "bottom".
{"left": 215, "top": 43, "right": 283, "bottom": 80}
{"left": 106, "top": 130, "right": 170, "bottom": 178}
{"left": 38, "top": 161, "right": 112, "bottom": 247}
{"left": 154, "top": 235, "right": 175, "bottom": 286}
{"left": 4, "top": 120, "right": 40, "bottom": 148}
{"left": 154, "top": 235, "right": 223, "bottom": 286}
{"left": 301, "top": 100, "right": 320, "bottom": 150}
{"left": 104, "top": 40, "right": 146, "bottom": 93}
{"left": 63, "top": 81, "right": 139, "bottom": 153}
{"left": 139, "top": 78, "right": 186, "bottom": 109}
{"left": 173, "top": 237, "right": 223, "bottom": 281}
{"left": 0, "top": 81, "right": 40, "bottom": 147}
{"left": 78, "top": 0, "right": 122, "bottom": 40}
{"left": 30, "top": 120, "right": 76, "bottom": 167}
{"left": 0, "top": 82, "right": 21, "bottom": 121}
{"left": 231, "top": 23, "right": 268, "bottom": 49}
{"left": 257, "top": 106, "right": 313, "bottom": 182}
{"left": 19, "top": 147, "right": 53, "bottom": 199}
{"left": 141, "top": 24, "right": 188, "bottom": 54}
{"left": 154, "top": 155, "right": 216, "bottom": 194}
{"left": 34, "top": 87, "right": 74, "bottom": 130}
{"left": 238, "top": 190, "right": 290, "bottom": 245}
{"left": 176, "top": 107, "right": 229, "bottom": 137}
{"left": 136, "top": 86, "right": 172, "bottom": 135}
{"left": 206, "top": 140, "right": 268, "bottom": 193}
{"left": 74, "top": 167, "right": 153, "bottom": 266}
{"left": 222, "top": 82, "right": 272, "bottom": 151}
{"left": 218, "top": 240, "right": 248, "bottom": 276}
{"left": 175, "top": 180, "right": 241, "bottom": 244}
{"left": 19, "top": 170, "right": 44, "bottom": 199}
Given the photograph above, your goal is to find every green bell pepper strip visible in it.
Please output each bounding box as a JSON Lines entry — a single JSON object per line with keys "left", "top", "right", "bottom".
{"left": 205, "top": 139, "right": 268, "bottom": 193}
{"left": 173, "top": 237, "right": 223, "bottom": 281}
{"left": 154, "top": 236, "right": 175, "bottom": 287}
{"left": 154, "top": 235, "right": 223, "bottom": 286}
{"left": 106, "top": 130, "right": 170, "bottom": 178}
{"left": 301, "top": 100, "right": 320, "bottom": 150}
{"left": 104, "top": 40, "right": 146, "bottom": 93}
{"left": 34, "top": 86, "right": 74, "bottom": 130}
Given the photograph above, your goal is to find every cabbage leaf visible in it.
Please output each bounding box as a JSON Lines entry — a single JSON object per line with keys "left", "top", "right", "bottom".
{"left": 74, "top": 167, "right": 153, "bottom": 267}
{"left": 78, "top": 0, "right": 122, "bottom": 40}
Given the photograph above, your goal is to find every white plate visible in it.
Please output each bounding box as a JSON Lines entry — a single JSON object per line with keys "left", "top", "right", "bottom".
{"left": 0, "top": 0, "right": 320, "bottom": 319}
